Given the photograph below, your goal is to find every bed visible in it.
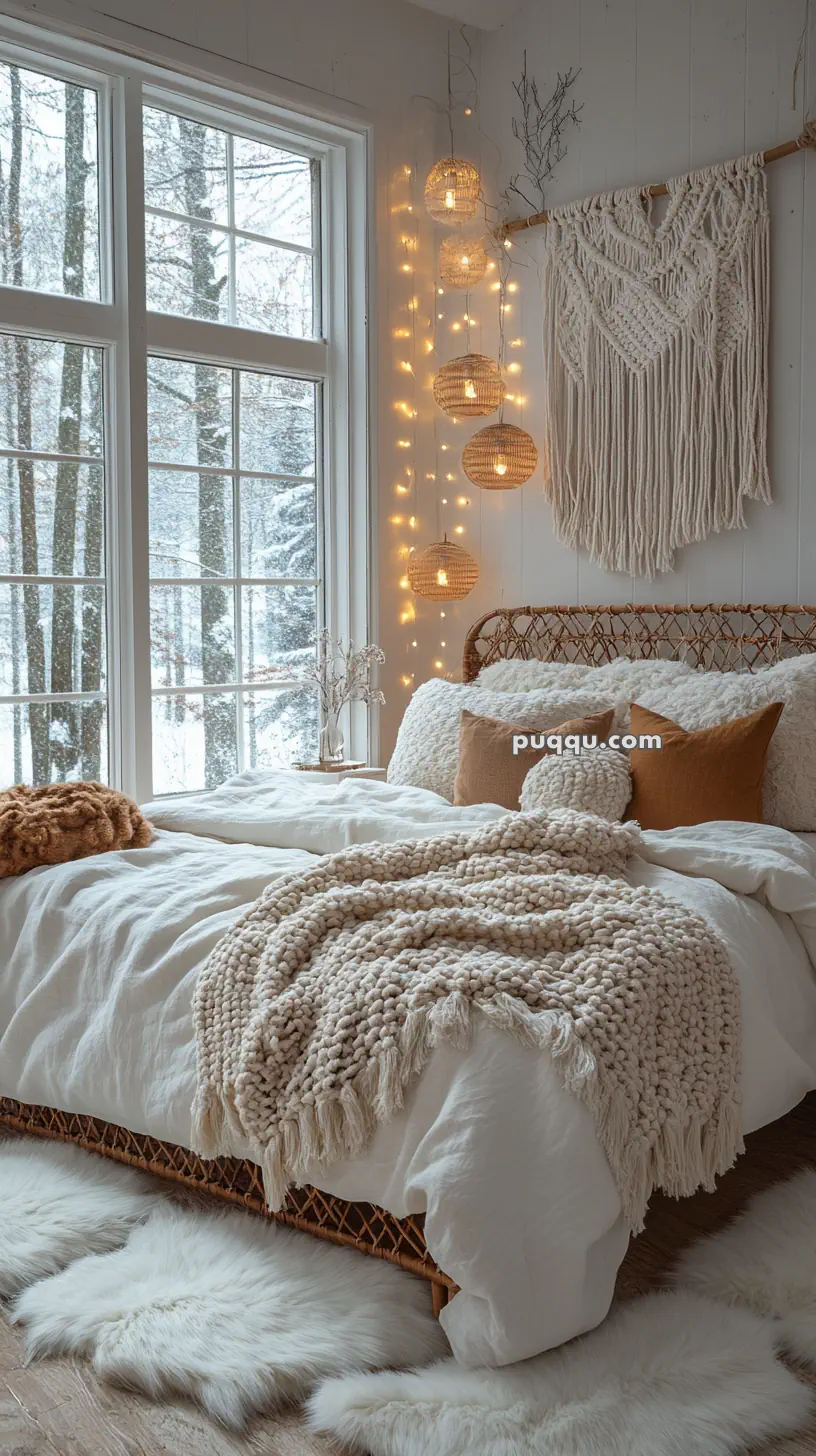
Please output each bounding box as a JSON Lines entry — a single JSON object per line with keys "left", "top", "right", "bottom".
{"left": 3, "top": 602, "right": 816, "bottom": 1368}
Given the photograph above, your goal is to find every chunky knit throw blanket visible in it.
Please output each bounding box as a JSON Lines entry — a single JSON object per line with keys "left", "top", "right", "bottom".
{"left": 192, "top": 810, "right": 742, "bottom": 1232}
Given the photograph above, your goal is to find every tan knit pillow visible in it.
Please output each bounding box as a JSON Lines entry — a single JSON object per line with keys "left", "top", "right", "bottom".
{"left": 0, "top": 782, "right": 154, "bottom": 878}
{"left": 625, "top": 701, "right": 784, "bottom": 830}
{"left": 454, "top": 707, "right": 615, "bottom": 810}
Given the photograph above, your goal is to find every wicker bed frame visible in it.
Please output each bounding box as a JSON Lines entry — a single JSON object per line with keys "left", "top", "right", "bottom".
{"left": 3, "top": 602, "right": 816, "bottom": 1313}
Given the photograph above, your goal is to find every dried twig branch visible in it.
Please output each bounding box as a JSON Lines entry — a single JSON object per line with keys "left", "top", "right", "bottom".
{"left": 506, "top": 55, "right": 583, "bottom": 214}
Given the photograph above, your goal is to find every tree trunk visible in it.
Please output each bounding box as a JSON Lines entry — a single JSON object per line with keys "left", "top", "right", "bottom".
{"left": 51, "top": 84, "right": 88, "bottom": 779}
{"left": 180, "top": 118, "right": 234, "bottom": 787}
{"left": 9, "top": 67, "right": 49, "bottom": 784}
{"left": 79, "top": 339, "right": 104, "bottom": 779}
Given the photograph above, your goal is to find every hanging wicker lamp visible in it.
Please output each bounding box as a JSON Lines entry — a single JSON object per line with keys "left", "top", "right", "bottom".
{"left": 407, "top": 536, "right": 479, "bottom": 601}
{"left": 424, "top": 158, "right": 481, "bottom": 224}
{"left": 433, "top": 354, "right": 502, "bottom": 418}
{"left": 439, "top": 234, "right": 488, "bottom": 288}
{"left": 462, "top": 422, "right": 539, "bottom": 489}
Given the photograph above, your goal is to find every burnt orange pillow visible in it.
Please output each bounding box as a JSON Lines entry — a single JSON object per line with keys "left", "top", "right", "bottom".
{"left": 625, "top": 701, "right": 784, "bottom": 830}
{"left": 454, "top": 707, "right": 615, "bottom": 810}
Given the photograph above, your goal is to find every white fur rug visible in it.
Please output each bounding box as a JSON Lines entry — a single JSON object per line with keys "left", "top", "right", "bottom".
{"left": 308, "top": 1290, "right": 813, "bottom": 1456}
{"left": 11, "top": 1201, "right": 448, "bottom": 1429}
{"left": 674, "top": 1165, "right": 816, "bottom": 1364}
{"left": 0, "top": 1138, "right": 161, "bottom": 1298}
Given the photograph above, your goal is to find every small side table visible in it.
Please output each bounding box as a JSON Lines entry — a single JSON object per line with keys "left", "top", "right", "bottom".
{"left": 292, "top": 762, "right": 386, "bottom": 782}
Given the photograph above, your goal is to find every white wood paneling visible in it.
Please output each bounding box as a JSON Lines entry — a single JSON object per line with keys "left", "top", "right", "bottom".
{"left": 452, "top": 0, "right": 814, "bottom": 699}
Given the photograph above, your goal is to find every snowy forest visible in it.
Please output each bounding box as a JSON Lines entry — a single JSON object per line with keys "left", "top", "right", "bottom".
{"left": 1, "top": 61, "right": 322, "bottom": 793}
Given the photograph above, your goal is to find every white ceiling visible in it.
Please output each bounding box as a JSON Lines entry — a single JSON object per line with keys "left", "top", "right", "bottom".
{"left": 405, "top": 0, "right": 527, "bottom": 30}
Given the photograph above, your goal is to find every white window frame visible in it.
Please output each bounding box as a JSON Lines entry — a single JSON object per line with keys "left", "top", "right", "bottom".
{"left": 0, "top": 14, "right": 371, "bottom": 800}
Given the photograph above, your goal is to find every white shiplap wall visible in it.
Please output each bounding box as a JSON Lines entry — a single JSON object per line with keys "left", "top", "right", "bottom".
{"left": 408, "top": 0, "right": 815, "bottom": 728}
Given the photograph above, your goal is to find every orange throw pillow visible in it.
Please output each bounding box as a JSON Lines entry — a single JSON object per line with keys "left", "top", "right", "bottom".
{"left": 454, "top": 707, "right": 615, "bottom": 810}
{"left": 625, "top": 701, "right": 784, "bottom": 830}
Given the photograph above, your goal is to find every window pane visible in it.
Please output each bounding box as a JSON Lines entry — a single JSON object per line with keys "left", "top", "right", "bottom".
{"left": 239, "top": 372, "right": 316, "bottom": 475}
{"left": 143, "top": 107, "right": 228, "bottom": 223}
{"left": 151, "top": 691, "right": 237, "bottom": 794}
{"left": 235, "top": 236, "right": 313, "bottom": 338}
{"left": 241, "top": 584, "right": 316, "bottom": 681}
{"left": 149, "top": 470, "right": 233, "bottom": 579}
{"left": 0, "top": 583, "right": 106, "bottom": 695}
{"left": 147, "top": 358, "right": 232, "bottom": 467}
{"left": 1, "top": 461, "right": 104, "bottom": 576}
{"left": 240, "top": 476, "right": 316, "bottom": 578}
{"left": 232, "top": 135, "right": 313, "bottom": 248}
{"left": 0, "top": 698, "right": 108, "bottom": 788}
{"left": 150, "top": 583, "right": 235, "bottom": 688}
{"left": 0, "top": 336, "right": 104, "bottom": 456}
{"left": 242, "top": 686, "right": 318, "bottom": 769}
{"left": 145, "top": 212, "right": 229, "bottom": 323}
{"left": 0, "top": 62, "right": 100, "bottom": 299}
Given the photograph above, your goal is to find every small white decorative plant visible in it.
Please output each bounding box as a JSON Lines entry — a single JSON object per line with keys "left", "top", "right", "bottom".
{"left": 304, "top": 631, "right": 385, "bottom": 763}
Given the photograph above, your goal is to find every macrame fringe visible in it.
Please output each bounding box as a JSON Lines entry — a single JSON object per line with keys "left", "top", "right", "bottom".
{"left": 193, "top": 991, "right": 742, "bottom": 1233}
{"left": 543, "top": 154, "right": 770, "bottom": 579}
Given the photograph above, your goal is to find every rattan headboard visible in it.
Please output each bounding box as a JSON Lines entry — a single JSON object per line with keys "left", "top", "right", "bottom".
{"left": 462, "top": 604, "right": 816, "bottom": 682}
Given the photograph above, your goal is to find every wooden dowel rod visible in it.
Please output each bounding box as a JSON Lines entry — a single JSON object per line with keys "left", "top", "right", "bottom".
{"left": 503, "top": 134, "right": 812, "bottom": 235}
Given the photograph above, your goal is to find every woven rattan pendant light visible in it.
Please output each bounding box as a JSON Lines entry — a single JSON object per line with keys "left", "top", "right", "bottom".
{"left": 438, "top": 234, "right": 488, "bottom": 289}
{"left": 407, "top": 536, "right": 479, "bottom": 601}
{"left": 463, "top": 422, "right": 539, "bottom": 489}
{"left": 424, "top": 158, "right": 481, "bottom": 224}
{"left": 433, "top": 353, "right": 502, "bottom": 418}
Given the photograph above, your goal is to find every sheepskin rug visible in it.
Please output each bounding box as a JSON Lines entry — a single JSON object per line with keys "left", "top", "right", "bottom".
{"left": 0, "top": 1138, "right": 162, "bottom": 1298}
{"left": 674, "top": 1165, "right": 816, "bottom": 1364}
{"left": 307, "top": 1290, "right": 813, "bottom": 1456}
{"left": 11, "top": 1201, "right": 448, "bottom": 1430}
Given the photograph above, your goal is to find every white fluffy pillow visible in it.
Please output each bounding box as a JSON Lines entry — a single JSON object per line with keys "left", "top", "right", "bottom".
{"left": 634, "top": 654, "right": 816, "bottom": 831}
{"left": 386, "top": 679, "right": 614, "bottom": 801}
{"left": 521, "top": 748, "right": 632, "bottom": 822}
{"left": 477, "top": 657, "right": 693, "bottom": 727}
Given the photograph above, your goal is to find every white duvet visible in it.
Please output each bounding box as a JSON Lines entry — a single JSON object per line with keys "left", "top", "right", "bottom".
{"left": 2, "top": 770, "right": 816, "bottom": 1368}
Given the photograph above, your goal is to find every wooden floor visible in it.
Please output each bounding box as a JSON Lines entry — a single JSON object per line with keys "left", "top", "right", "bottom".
{"left": 2, "top": 1097, "right": 816, "bottom": 1454}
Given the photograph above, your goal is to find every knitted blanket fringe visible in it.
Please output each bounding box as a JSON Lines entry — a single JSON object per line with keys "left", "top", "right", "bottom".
{"left": 543, "top": 153, "right": 770, "bottom": 579}
{"left": 192, "top": 810, "right": 743, "bottom": 1234}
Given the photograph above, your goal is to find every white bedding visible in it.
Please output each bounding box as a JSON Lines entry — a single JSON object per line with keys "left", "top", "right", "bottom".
{"left": 2, "top": 770, "right": 816, "bottom": 1368}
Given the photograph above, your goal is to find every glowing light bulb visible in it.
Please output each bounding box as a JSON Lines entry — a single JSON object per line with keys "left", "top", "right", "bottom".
{"left": 510, "top": 337, "right": 523, "bottom": 347}
{"left": 401, "top": 675, "right": 412, "bottom": 686}
{"left": 454, "top": 525, "right": 464, "bottom": 534}
{"left": 452, "top": 322, "right": 462, "bottom": 332}
{"left": 495, "top": 457, "right": 508, "bottom": 476}
{"left": 441, "top": 640, "right": 446, "bottom": 646}
{"left": 437, "top": 313, "right": 444, "bottom": 320}
{"left": 440, "top": 611, "right": 446, "bottom": 618}
{"left": 508, "top": 281, "right": 519, "bottom": 292}
{"left": 445, "top": 472, "right": 455, "bottom": 482}
{"left": 504, "top": 237, "right": 512, "bottom": 249}
{"left": 437, "top": 287, "right": 445, "bottom": 295}
{"left": 394, "top": 327, "right": 410, "bottom": 338}
{"left": 426, "top": 472, "right": 436, "bottom": 480}
{"left": 437, "top": 567, "right": 449, "bottom": 586}
{"left": 441, "top": 443, "right": 449, "bottom": 450}
{"left": 460, "top": 254, "right": 470, "bottom": 267}
{"left": 465, "top": 107, "right": 472, "bottom": 115}
{"left": 401, "top": 263, "right": 411, "bottom": 273}
{"left": 464, "top": 379, "right": 477, "bottom": 400}
{"left": 457, "top": 495, "right": 468, "bottom": 505}
{"left": 399, "top": 576, "right": 410, "bottom": 588}
{"left": 445, "top": 189, "right": 456, "bottom": 209}
{"left": 507, "top": 362, "right": 521, "bottom": 373}
{"left": 441, "top": 496, "right": 448, "bottom": 503}
{"left": 434, "top": 659, "right": 443, "bottom": 669}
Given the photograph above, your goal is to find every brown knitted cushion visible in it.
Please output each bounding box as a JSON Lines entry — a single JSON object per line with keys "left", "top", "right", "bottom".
{"left": 0, "top": 782, "right": 154, "bottom": 878}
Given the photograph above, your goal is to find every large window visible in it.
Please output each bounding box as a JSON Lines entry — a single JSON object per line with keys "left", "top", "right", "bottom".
{"left": 0, "top": 24, "right": 368, "bottom": 797}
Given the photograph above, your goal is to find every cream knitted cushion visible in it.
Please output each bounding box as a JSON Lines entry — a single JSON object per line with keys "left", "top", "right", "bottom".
{"left": 387, "top": 679, "right": 613, "bottom": 801}
{"left": 521, "top": 748, "right": 632, "bottom": 822}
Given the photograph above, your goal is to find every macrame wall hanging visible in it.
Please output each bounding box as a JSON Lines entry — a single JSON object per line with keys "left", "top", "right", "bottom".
{"left": 542, "top": 153, "right": 771, "bottom": 579}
